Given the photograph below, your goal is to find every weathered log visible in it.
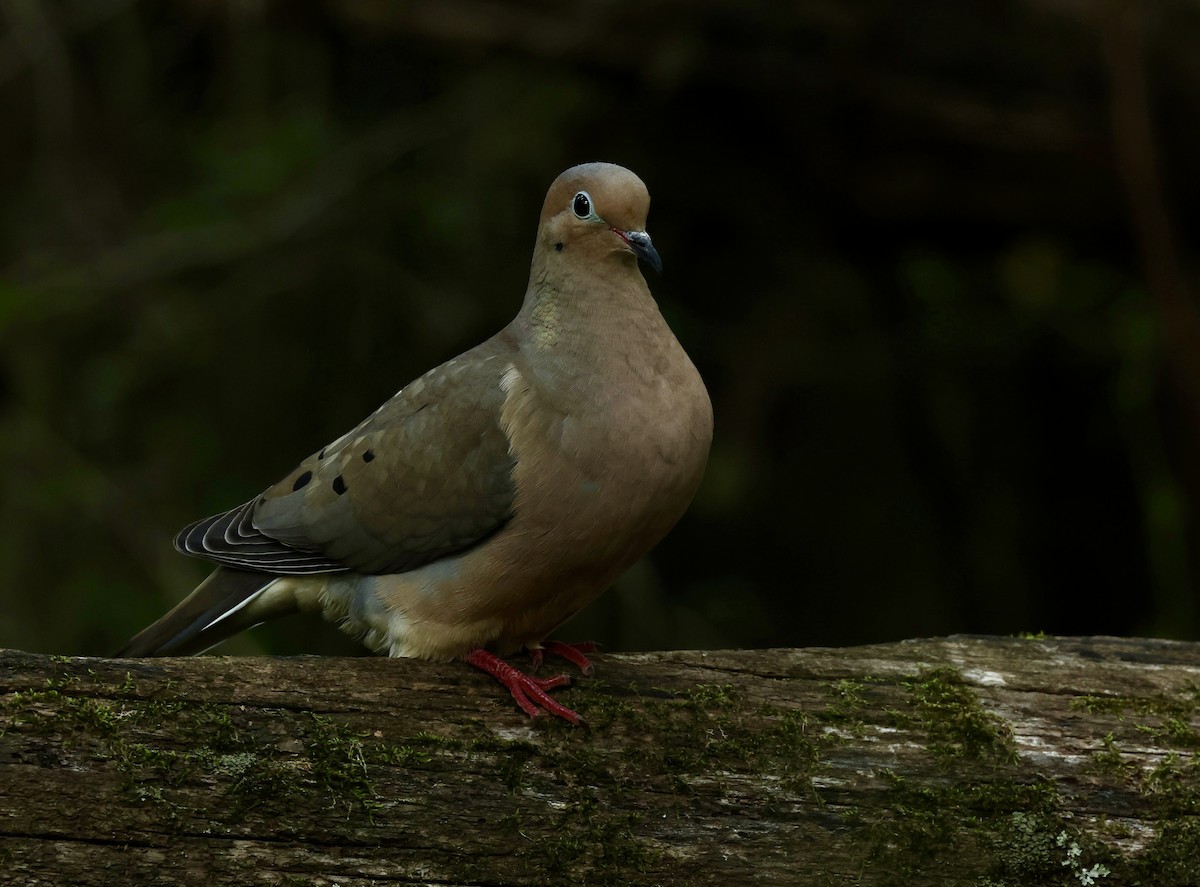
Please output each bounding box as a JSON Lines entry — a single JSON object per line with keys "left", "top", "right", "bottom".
{"left": 1, "top": 636, "right": 1198, "bottom": 885}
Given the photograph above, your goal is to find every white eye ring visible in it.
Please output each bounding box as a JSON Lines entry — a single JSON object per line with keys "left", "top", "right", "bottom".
{"left": 571, "top": 191, "right": 595, "bottom": 220}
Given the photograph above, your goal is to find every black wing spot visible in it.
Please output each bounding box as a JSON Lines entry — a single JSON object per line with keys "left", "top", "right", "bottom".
{"left": 293, "top": 470, "right": 313, "bottom": 491}
{"left": 362, "top": 449, "right": 375, "bottom": 462}
{"left": 332, "top": 475, "right": 347, "bottom": 495}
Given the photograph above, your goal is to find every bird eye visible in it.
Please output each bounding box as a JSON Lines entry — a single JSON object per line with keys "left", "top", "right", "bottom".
{"left": 572, "top": 191, "right": 593, "bottom": 219}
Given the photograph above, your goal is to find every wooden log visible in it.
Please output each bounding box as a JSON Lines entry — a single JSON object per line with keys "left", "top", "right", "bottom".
{"left": 1, "top": 635, "right": 1199, "bottom": 885}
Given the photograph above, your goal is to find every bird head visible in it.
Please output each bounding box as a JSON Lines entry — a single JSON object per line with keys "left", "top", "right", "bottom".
{"left": 537, "top": 162, "right": 662, "bottom": 275}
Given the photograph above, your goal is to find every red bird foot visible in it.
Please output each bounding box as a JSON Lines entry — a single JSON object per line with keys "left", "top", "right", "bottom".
{"left": 466, "top": 648, "right": 583, "bottom": 725}
{"left": 529, "top": 640, "right": 597, "bottom": 676}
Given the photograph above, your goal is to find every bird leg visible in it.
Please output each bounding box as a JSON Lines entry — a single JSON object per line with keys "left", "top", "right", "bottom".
{"left": 465, "top": 648, "right": 581, "bottom": 725}
{"left": 528, "top": 640, "right": 597, "bottom": 676}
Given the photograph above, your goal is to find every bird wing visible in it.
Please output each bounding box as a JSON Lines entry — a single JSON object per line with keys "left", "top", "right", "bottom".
{"left": 175, "top": 336, "right": 518, "bottom": 576}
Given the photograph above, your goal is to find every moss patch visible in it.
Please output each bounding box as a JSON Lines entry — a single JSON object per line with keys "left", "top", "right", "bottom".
{"left": 522, "top": 799, "right": 652, "bottom": 885}
{"left": 1071, "top": 685, "right": 1200, "bottom": 750}
{"left": 860, "top": 772, "right": 1119, "bottom": 887}
{"left": 899, "top": 667, "right": 1018, "bottom": 765}
{"left": 1126, "top": 817, "right": 1200, "bottom": 885}
{"left": 1074, "top": 688, "right": 1200, "bottom": 822}
{"left": 0, "top": 669, "right": 428, "bottom": 827}
{"left": 980, "top": 812, "right": 1114, "bottom": 887}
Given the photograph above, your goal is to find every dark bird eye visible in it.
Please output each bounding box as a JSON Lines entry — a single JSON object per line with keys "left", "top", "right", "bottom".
{"left": 572, "top": 191, "right": 592, "bottom": 219}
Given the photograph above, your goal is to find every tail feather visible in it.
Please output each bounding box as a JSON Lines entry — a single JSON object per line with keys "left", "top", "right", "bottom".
{"left": 116, "top": 568, "right": 291, "bottom": 657}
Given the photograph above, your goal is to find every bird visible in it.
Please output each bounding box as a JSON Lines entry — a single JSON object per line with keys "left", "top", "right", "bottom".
{"left": 118, "top": 162, "right": 713, "bottom": 724}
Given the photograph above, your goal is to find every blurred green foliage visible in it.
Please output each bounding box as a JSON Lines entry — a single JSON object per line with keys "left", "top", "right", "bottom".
{"left": 1, "top": 0, "right": 1199, "bottom": 656}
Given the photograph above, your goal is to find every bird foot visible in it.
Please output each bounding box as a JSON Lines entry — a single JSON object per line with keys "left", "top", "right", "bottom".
{"left": 529, "top": 640, "right": 598, "bottom": 676}
{"left": 466, "top": 648, "right": 581, "bottom": 725}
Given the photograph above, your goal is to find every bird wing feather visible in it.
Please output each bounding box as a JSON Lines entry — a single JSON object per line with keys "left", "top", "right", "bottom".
{"left": 175, "top": 336, "right": 518, "bottom": 575}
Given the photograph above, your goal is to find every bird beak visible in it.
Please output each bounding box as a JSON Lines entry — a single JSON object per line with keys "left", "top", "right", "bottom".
{"left": 613, "top": 228, "right": 663, "bottom": 274}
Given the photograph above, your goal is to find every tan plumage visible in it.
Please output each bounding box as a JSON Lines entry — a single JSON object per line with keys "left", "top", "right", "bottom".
{"left": 119, "top": 162, "right": 713, "bottom": 722}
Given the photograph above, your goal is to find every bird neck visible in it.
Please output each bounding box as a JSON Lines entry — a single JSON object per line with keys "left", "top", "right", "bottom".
{"left": 513, "top": 265, "right": 672, "bottom": 400}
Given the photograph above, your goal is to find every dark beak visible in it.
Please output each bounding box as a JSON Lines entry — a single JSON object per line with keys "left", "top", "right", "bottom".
{"left": 624, "top": 230, "right": 663, "bottom": 274}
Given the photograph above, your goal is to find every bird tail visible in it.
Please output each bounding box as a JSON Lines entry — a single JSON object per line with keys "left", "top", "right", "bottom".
{"left": 116, "top": 567, "right": 291, "bottom": 657}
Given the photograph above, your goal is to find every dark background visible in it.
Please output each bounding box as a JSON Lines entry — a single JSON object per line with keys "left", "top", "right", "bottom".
{"left": 3, "top": 0, "right": 1199, "bottom": 658}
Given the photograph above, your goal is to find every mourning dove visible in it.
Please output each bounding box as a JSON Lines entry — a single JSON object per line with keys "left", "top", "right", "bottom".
{"left": 119, "top": 162, "right": 713, "bottom": 724}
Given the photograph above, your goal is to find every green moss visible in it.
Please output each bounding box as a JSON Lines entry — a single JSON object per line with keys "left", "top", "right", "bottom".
{"left": 528, "top": 805, "right": 652, "bottom": 885}
{"left": 374, "top": 744, "right": 433, "bottom": 766}
{"left": 900, "top": 667, "right": 1017, "bottom": 765}
{"left": 1127, "top": 818, "right": 1200, "bottom": 885}
{"left": 817, "top": 677, "right": 873, "bottom": 739}
{"left": 1072, "top": 686, "right": 1200, "bottom": 825}
{"left": 218, "top": 757, "right": 300, "bottom": 818}
{"left": 583, "top": 683, "right": 832, "bottom": 811}
{"left": 550, "top": 678, "right": 637, "bottom": 731}
{"left": 1085, "top": 733, "right": 1136, "bottom": 779}
{"left": 681, "top": 683, "right": 736, "bottom": 709}
{"left": 2, "top": 686, "right": 127, "bottom": 743}
{"left": 552, "top": 745, "right": 611, "bottom": 789}
{"left": 1, "top": 672, "right": 444, "bottom": 825}
{"left": 824, "top": 678, "right": 867, "bottom": 711}
{"left": 1070, "top": 694, "right": 1130, "bottom": 716}
{"left": 980, "top": 813, "right": 1114, "bottom": 887}
{"left": 497, "top": 741, "right": 540, "bottom": 793}
{"left": 447, "top": 726, "right": 666, "bottom": 883}
{"left": 409, "top": 729, "right": 463, "bottom": 749}
{"left": 1066, "top": 693, "right": 1200, "bottom": 883}
{"left": 446, "top": 682, "right": 829, "bottom": 882}
{"left": 1070, "top": 685, "right": 1200, "bottom": 749}
{"left": 1138, "top": 716, "right": 1200, "bottom": 749}
{"left": 505, "top": 757, "right": 659, "bottom": 882}
{"left": 861, "top": 771, "right": 1115, "bottom": 886}
{"left": 878, "top": 791, "right": 962, "bottom": 875}
{"left": 59, "top": 696, "right": 124, "bottom": 736}
{"left": 1139, "top": 752, "right": 1200, "bottom": 817}
{"left": 305, "top": 714, "right": 373, "bottom": 801}
{"left": 858, "top": 670, "right": 1200, "bottom": 885}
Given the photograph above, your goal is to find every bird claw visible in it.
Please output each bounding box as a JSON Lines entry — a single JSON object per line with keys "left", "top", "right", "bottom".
{"left": 529, "top": 640, "right": 598, "bottom": 676}
{"left": 466, "top": 648, "right": 582, "bottom": 725}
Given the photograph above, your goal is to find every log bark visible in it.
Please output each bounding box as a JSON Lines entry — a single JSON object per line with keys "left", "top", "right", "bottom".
{"left": 1, "top": 635, "right": 1199, "bottom": 886}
